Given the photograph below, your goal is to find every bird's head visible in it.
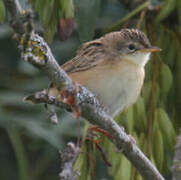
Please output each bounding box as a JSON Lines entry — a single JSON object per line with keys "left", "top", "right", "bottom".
{"left": 102, "top": 29, "right": 161, "bottom": 67}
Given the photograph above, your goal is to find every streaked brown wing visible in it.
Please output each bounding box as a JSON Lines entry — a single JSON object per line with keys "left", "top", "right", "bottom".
{"left": 61, "top": 39, "right": 105, "bottom": 74}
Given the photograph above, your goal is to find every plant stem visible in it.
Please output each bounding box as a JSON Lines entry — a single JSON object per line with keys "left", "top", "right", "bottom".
{"left": 104, "top": 1, "right": 150, "bottom": 33}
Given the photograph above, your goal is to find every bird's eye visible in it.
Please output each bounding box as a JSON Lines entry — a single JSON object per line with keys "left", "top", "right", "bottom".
{"left": 128, "top": 44, "right": 136, "bottom": 51}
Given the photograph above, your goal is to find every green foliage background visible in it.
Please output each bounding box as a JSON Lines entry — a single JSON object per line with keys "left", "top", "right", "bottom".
{"left": 0, "top": 0, "right": 181, "bottom": 180}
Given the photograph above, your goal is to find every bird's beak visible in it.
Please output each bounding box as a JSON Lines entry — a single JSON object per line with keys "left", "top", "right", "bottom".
{"left": 139, "top": 46, "right": 162, "bottom": 53}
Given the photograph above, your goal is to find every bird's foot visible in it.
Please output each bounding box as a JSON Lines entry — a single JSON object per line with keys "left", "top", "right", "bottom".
{"left": 87, "top": 125, "right": 112, "bottom": 167}
{"left": 88, "top": 126, "right": 114, "bottom": 140}
{"left": 61, "top": 82, "right": 81, "bottom": 118}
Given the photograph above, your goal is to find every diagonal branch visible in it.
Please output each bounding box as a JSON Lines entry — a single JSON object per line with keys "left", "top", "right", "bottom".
{"left": 3, "top": 0, "right": 165, "bottom": 179}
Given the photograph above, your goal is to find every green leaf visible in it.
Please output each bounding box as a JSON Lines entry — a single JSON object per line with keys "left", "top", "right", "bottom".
{"left": 74, "top": 140, "right": 94, "bottom": 180}
{"left": 44, "top": 20, "right": 57, "bottom": 43}
{"left": 124, "top": 106, "right": 134, "bottom": 133}
{"left": 138, "top": 132, "right": 145, "bottom": 149}
{"left": 154, "top": 108, "right": 176, "bottom": 150}
{"left": 0, "top": 0, "right": 5, "bottom": 23}
{"left": 39, "top": 0, "right": 52, "bottom": 24}
{"left": 7, "top": 128, "right": 30, "bottom": 180}
{"left": 152, "top": 129, "right": 164, "bottom": 171}
{"left": 115, "top": 155, "right": 132, "bottom": 180}
{"left": 142, "top": 81, "right": 152, "bottom": 105}
{"left": 136, "top": 174, "right": 143, "bottom": 180}
{"left": 134, "top": 97, "right": 147, "bottom": 132}
{"left": 74, "top": 0, "right": 100, "bottom": 42}
{"left": 156, "top": 0, "right": 176, "bottom": 24}
{"left": 152, "top": 83, "right": 161, "bottom": 108}
{"left": 31, "top": 0, "right": 59, "bottom": 43}
{"left": 177, "top": 0, "right": 181, "bottom": 28}
{"left": 61, "top": 0, "right": 74, "bottom": 18}
{"left": 159, "top": 63, "right": 173, "bottom": 103}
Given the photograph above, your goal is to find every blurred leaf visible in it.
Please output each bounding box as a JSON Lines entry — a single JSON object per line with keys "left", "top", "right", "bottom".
{"left": 153, "top": 83, "right": 161, "bottom": 108}
{"left": 7, "top": 128, "right": 30, "bottom": 180}
{"left": 74, "top": 139, "right": 94, "bottom": 180}
{"left": 156, "top": 0, "right": 176, "bottom": 24}
{"left": 134, "top": 97, "right": 147, "bottom": 132}
{"left": 159, "top": 63, "right": 173, "bottom": 103}
{"left": 0, "top": 0, "right": 5, "bottom": 23}
{"left": 145, "top": 60, "right": 154, "bottom": 81}
{"left": 152, "top": 129, "right": 164, "bottom": 171}
{"left": 0, "top": 105, "right": 79, "bottom": 149}
{"left": 158, "top": 28, "right": 171, "bottom": 57}
{"left": 164, "top": 40, "right": 176, "bottom": 68}
{"left": 104, "top": 1, "right": 150, "bottom": 33}
{"left": 44, "top": 20, "right": 57, "bottom": 43}
{"left": 136, "top": 174, "right": 143, "bottom": 180}
{"left": 138, "top": 133, "right": 145, "bottom": 149}
{"left": 159, "top": 29, "right": 176, "bottom": 68}
{"left": 154, "top": 108, "right": 176, "bottom": 150}
{"left": 142, "top": 81, "right": 152, "bottom": 105}
{"left": 58, "top": 18, "right": 74, "bottom": 40}
{"left": 31, "top": 0, "right": 59, "bottom": 43}
{"left": 0, "top": 91, "right": 25, "bottom": 105}
{"left": 124, "top": 106, "right": 134, "bottom": 133}
{"left": 115, "top": 155, "right": 132, "bottom": 180}
{"left": 60, "top": 0, "right": 74, "bottom": 18}
{"left": 58, "top": 0, "right": 75, "bottom": 40}
{"left": 74, "top": 0, "right": 101, "bottom": 42}
{"left": 41, "top": 0, "right": 53, "bottom": 23}
{"left": 177, "top": 0, "right": 181, "bottom": 28}
{"left": 31, "top": 0, "right": 75, "bottom": 42}
{"left": 104, "top": 138, "right": 121, "bottom": 177}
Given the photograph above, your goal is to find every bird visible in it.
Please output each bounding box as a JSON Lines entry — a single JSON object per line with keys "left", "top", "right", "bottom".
{"left": 50, "top": 28, "right": 161, "bottom": 118}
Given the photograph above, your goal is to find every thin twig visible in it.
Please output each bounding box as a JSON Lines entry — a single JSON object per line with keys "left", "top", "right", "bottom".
{"left": 137, "top": 9, "right": 147, "bottom": 29}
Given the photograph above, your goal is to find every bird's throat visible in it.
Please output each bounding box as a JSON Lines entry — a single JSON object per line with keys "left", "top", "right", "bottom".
{"left": 124, "top": 52, "right": 151, "bottom": 67}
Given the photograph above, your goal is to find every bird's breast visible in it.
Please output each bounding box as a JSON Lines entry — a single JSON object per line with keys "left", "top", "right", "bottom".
{"left": 69, "top": 60, "right": 145, "bottom": 117}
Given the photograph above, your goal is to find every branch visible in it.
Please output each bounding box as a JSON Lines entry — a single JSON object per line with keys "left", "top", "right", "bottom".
{"left": 172, "top": 129, "right": 181, "bottom": 180}
{"left": 3, "top": 0, "right": 165, "bottom": 179}
{"left": 3, "top": 0, "right": 25, "bottom": 34}
{"left": 59, "top": 142, "right": 80, "bottom": 180}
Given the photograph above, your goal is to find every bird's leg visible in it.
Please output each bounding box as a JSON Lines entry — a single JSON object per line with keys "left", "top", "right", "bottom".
{"left": 86, "top": 126, "right": 112, "bottom": 167}
{"left": 88, "top": 126, "right": 114, "bottom": 141}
